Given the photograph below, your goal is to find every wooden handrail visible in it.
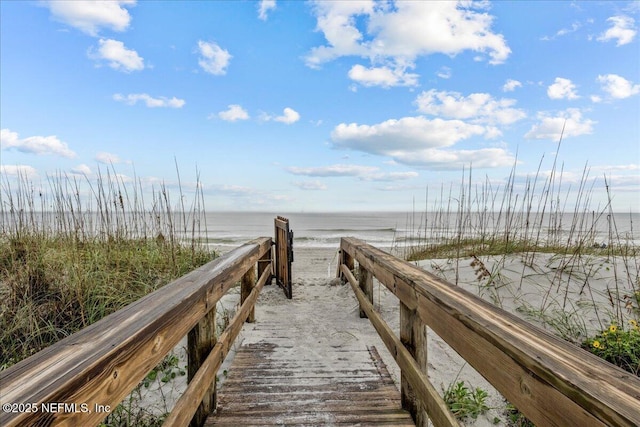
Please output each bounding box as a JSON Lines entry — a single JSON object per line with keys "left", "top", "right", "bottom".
{"left": 0, "top": 237, "right": 272, "bottom": 427}
{"left": 340, "top": 264, "right": 459, "bottom": 427}
{"left": 339, "top": 237, "right": 640, "bottom": 427}
{"left": 164, "top": 262, "right": 272, "bottom": 426}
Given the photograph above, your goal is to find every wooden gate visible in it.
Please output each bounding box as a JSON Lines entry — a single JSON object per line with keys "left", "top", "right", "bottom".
{"left": 274, "top": 216, "right": 293, "bottom": 299}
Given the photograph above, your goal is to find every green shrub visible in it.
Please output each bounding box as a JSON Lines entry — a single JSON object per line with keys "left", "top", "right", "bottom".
{"left": 443, "top": 380, "right": 489, "bottom": 420}
{"left": 582, "top": 321, "right": 640, "bottom": 376}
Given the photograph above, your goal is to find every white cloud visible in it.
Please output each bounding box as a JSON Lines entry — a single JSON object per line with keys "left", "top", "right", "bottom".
{"left": 598, "top": 16, "right": 636, "bottom": 46}
{"left": 89, "top": 38, "right": 144, "bottom": 72}
{"left": 71, "top": 164, "right": 92, "bottom": 175}
{"left": 1, "top": 128, "right": 76, "bottom": 158}
{"left": 210, "top": 184, "right": 293, "bottom": 206}
{"left": 113, "top": 93, "right": 185, "bottom": 108}
{"left": 348, "top": 64, "right": 419, "bottom": 88}
{"left": 597, "top": 74, "right": 640, "bottom": 99}
{"left": 390, "top": 147, "right": 516, "bottom": 170}
{"left": 109, "top": 173, "right": 133, "bottom": 184}
{"left": 547, "top": 77, "right": 579, "bottom": 100}
{"left": 218, "top": 104, "right": 250, "bottom": 121}
{"left": 436, "top": 66, "right": 452, "bottom": 79}
{"left": 415, "top": 90, "right": 526, "bottom": 125}
{"left": 286, "top": 164, "right": 378, "bottom": 177}
{"left": 525, "top": 108, "right": 595, "bottom": 140}
{"left": 604, "top": 174, "right": 640, "bottom": 192}
{"left": 197, "top": 40, "right": 232, "bottom": 75}
{"left": 293, "top": 181, "right": 327, "bottom": 190}
{"left": 274, "top": 107, "right": 300, "bottom": 124}
{"left": 305, "top": 1, "right": 509, "bottom": 87}
{"left": 304, "top": 1, "right": 372, "bottom": 69}
{"left": 0, "top": 164, "right": 39, "bottom": 179}
{"left": 592, "top": 164, "right": 640, "bottom": 173}
{"left": 332, "top": 117, "right": 486, "bottom": 153}
{"left": 286, "top": 164, "right": 418, "bottom": 181}
{"left": 45, "top": 0, "right": 135, "bottom": 36}
{"left": 306, "top": 1, "right": 510, "bottom": 69}
{"left": 502, "top": 79, "right": 522, "bottom": 92}
{"left": 258, "top": 0, "right": 276, "bottom": 20}
{"left": 95, "top": 152, "right": 121, "bottom": 164}
{"left": 541, "top": 22, "right": 581, "bottom": 41}
{"left": 365, "top": 171, "right": 419, "bottom": 181}
{"left": 215, "top": 184, "right": 255, "bottom": 195}
{"left": 327, "top": 115, "right": 516, "bottom": 170}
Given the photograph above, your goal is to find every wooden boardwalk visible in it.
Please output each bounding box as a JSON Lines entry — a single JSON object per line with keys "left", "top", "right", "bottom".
{"left": 205, "top": 282, "right": 415, "bottom": 426}
{"left": 4, "top": 232, "right": 637, "bottom": 427}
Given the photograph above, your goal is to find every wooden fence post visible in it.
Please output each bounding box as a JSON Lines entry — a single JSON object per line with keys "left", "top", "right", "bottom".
{"left": 188, "top": 305, "right": 217, "bottom": 427}
{"left": 400, "top": 302, "right": 428, "bottom": 427}
{"left": 258, "top": 249, "right": 271, "bottom": 286}
{"left": 358, "top": 265, "right": 373, "bottom": 318}
{"left": 242, "top": 264, "right": 257, "bottom": 323}
{"left": 339, "top": 250, "right": 354, "bottom": 280}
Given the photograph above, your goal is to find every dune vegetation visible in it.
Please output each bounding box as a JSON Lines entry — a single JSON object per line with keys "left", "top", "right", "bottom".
{"left": 0, "top": 168, "right": 215, "bottom": 371}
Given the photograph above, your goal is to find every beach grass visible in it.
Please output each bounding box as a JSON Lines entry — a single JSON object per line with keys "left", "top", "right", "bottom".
{"left": 402, "top": 150, "right": 638, "bottom": 333}
{"left": 399, "top": 150, "right": 639, "bottom": 422}
{"left": 0, "top": 167, "right": 215, "bottom": 370}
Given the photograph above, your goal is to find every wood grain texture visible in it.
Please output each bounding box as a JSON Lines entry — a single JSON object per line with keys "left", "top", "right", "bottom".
{"left": 0, "top": 238, "right": 272, "bottom": 427}
{"left": 340, "top": 237, "right": 640, "bottom": 427}
{"left": 165, "top": 264, "right": 272, "bottom": 427}
{"left": 241, "top": 265, "right": 257, "bottom": 324}
{"left": 359, "top": 263, "right": 373, "bottom": 318}
{"left": 400, "top": 301, "right": 428, "bottom": 427}
{"left": 188, "top": 305, "right": 217, "bottom": 427}
{"left": 341, "top": 265, "right": 459, "bottom": 427}
{"left": 206, "top": 341, "right": 414, "bottom": 426}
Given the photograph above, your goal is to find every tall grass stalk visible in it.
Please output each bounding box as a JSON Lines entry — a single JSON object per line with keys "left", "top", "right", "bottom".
{"left": 405, "top": 149, "right": 638, "bottom": 333}
{"left": 0, "top": 167, "right": 215, "bottom": 369}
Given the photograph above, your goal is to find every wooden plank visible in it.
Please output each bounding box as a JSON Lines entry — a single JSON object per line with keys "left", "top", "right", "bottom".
{"left": 359, "top": 263, "right": 373, "bottom": 318}
{"left": 241, "top": 264, "right": 256, "bottom": 323}
{"left": 274, "top": 216, "right": 292, "bottom": 299}
{"left": 341, "top": 265, "right": 460, "bottom": 427}
{"left": 257, "top": 247, "right": 272, "bottom": 288}
{"left": 0, "top": 238, "right": 272, "bottom": 427}
{"left": 188, "top": 304, "right": 217, "bottom": 427}
{"left": 207, "top": 334, "right": 413, "bottom": 426}
{"left": 207, "top": 412, "right": 415, "bottom": 426}
{"left": 164, "top": 264, "right": 272, "bottom": 426}
{"left": 340, "top": 237, "right": 640, "bottom": 427}
{"left": 400, "top": 301, "right": 428, "bottom": 427}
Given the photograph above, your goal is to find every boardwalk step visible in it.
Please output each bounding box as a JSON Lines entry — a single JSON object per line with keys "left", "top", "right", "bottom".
{"left": 207, "top": 343, "right": 414, "bottom": 426}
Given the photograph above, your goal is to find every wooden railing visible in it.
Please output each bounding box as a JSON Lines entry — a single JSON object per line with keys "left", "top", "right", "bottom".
{"left": 0, "top": 237, "right": 273, "bottom": 427}
{"left": 338, "top": 237, "right": 640, "bottom": 427}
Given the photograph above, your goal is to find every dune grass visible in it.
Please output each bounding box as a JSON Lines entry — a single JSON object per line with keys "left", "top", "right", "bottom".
{"left": 399, "top": 148, "right": 638, "bottom": 423}
{"left": 401, "top": 148, "right": 638, "bottom": 330}
{"left": 0, "top": 167, "right": 215, "bottom": 371}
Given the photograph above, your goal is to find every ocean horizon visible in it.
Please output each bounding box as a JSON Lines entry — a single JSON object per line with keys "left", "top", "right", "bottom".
{"left": 190, "top": 210, "right": 640, "bottom": 250}
{"left": 3, "top": 209, "right": 638, "bottom": 250}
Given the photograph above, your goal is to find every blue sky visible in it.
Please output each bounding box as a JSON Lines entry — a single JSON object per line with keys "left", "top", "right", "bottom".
{"left": 1, "top": 1, "right": 639, "bottom": 212}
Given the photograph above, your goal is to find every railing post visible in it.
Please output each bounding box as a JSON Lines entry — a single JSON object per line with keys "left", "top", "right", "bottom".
{"left": 338, "top": 249, "right": 354, "bottom": 280}
{"left": 258, "top": 248, "right": 271, "bottom": 285}
{"left": 188, "top": 306, "right": 217, "bottom": 427}
{"left": 242, "top": 264, "right": 257, "bottom": 323}
{"left": 400, "top": 302, "right": 428, "bottom": 427}
{"left": 358, "top": 264, "right": 373, "bottom": 318}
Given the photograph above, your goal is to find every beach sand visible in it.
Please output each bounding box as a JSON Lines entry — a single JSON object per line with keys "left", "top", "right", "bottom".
{"left": 138, "top": 244, "right": 637, "bottom": 426}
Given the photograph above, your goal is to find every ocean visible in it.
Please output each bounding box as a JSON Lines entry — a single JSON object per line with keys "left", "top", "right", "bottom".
{"left": 3, "top": 209, "right": 637, "bottom": 251}
{"left": 191, "top": 211, "right": 640, "bottom": 251}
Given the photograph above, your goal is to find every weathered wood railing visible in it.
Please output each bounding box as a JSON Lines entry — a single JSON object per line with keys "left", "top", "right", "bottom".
{"left": 338, "top": 237, "right": 640, "bottom": 427}
{"left": 0, "top": 237, "right": 273, "bottom": 427}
